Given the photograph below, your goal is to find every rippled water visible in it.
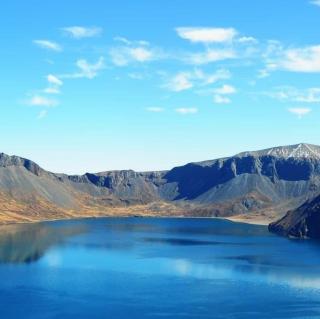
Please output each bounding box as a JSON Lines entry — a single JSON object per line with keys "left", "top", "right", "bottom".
{"left": 0, "top": 217, "right": 320, "bottom": 318}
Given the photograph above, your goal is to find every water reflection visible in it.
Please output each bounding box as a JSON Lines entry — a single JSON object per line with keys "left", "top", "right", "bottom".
{"left": 1, "top": 218, "right": 320, "bottom": 318}
{"left": 106, "top": 218, "right": 269, "bottom": 237}
{"left": 142, "top": 237, "right": 257, "bottom": 246}
{"left": 1, "top": 218, "right": 320, "bottom": 291}
{"left": 168, "top": 257, "right": 320, "bottom": 291}
{"left": 0, "top": 222, "right": 86, "bottom": 263}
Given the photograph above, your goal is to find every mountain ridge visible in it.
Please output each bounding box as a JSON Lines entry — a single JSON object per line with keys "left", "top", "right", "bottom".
{"left": 1, "top": 143, "right": 320, "bottom": 225}
{"left": 3, "top": 143, "right": 320, "bottom": 176}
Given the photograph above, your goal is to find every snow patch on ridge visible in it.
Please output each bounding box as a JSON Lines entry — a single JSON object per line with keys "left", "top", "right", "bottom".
{"left": 238, "top": 143, "right": 320, "bottom": 159}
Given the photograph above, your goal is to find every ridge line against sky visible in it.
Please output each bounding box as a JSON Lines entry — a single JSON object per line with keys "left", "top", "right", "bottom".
{"left": 0, "top": 0, "right": 320, "bottom": 174}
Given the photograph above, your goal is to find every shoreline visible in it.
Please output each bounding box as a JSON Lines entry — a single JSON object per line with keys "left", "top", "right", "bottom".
{"left": 0, "top": 213, "right": 270, "bottom": 228}
{"left": 223, "top": 216, "right": 270, "bottom": 226}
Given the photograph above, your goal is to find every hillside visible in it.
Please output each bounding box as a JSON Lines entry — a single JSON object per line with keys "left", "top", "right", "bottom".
{"left": 269, "top": 194, "right": 320, "bottom": 238}
{"left": 1, "top": 143, "right": 320, "bottom": 224}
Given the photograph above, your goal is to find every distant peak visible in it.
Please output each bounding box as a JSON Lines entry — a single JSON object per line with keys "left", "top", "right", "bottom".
{"left": 237, "top": 143, "right": 320, "bottom": 159}
{"left": 0, "top": 152, "right": 44, "bottom": 175}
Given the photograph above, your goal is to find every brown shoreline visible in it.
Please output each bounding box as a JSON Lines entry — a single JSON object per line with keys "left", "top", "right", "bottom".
{"left": 0, "top": 211, "right": 270, "bottom": 228}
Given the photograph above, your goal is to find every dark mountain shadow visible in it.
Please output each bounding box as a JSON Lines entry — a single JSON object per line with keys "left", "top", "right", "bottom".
{"left": 0, "top": 223, "right": 86, "bottom": 264}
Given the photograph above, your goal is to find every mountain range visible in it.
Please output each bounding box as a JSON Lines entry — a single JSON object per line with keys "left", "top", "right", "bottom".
{"left": 1, "top": 143, "right": 320, "bottom": 233}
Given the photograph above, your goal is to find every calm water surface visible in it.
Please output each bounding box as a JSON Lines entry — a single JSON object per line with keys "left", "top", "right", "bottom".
{"left": 0, "top": 217, "right": 320, "bottom": 318}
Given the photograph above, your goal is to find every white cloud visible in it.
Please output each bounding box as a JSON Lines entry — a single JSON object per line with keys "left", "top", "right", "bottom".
{"left": 238, "top": 36, "right": 258, "bottom": 43}
{"left": 110, "top": 46, "right": 156, "bottom": 66}
{"left": 76, "top": 57, "right": 104, "bottom": 78}
{"left": 47, "top": 74, "right": 63, "bottom": 86}
{"left": 213, "top": 95, "right": 231, "bottom": 104}
{"left": 280, "top": 45, "right": 320, "bottom": 72}
{"left": 288, "top": 107, "right": 311, "bottom": 118}
{"left": 175, "top": 107, "right": 198, "bottom": 114}
{"left": 266, "top": 45, "right": 320, "bottom": 73}
{"left": 166, "top": 72, "right": 193, "bottom": 92}
{"left": 62, "top": 26, "right": 102, "bottom": 39}
{"left": 165, "top": 69, "right": 231, "bottom": 92}
{"left": 176, "top": 27, "right": 237, "bottom": 43}
{"left": 33, "top": 40, "right": 62, "bottom": 52}
{"left": 213, "top": 84, "right": 236, "bottom": 95}
{"left": 310, "top": 0, "right": 320, "bottom": 6}
{"left": 212, "top": 84, "right": 236, "bottom": 104}
{"left": 61, "top": 57, "right": 105, "bottom": 79}
{"left": 184, "top": 49, "right": 236, "bottom": 65}
{"left": 129, "top": 47, "right": 153, "bottom": 62}
{"left": 29, "top": 95, "right": 58, "bottom": 107}
{"left": 44, "top": 74, "right": 63, "bottom": 94}
{"left": 146, "top": 107, "right": 164, "bottom": 112}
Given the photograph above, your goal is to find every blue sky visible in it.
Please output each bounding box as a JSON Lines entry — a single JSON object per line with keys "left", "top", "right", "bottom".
{"left": 1, "top": 0, "right": 320, "bottom": 173}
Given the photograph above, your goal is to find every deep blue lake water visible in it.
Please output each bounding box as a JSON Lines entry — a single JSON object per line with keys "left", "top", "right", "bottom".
{"left": 0, "top": 217, "right": 320, "bottom": 318}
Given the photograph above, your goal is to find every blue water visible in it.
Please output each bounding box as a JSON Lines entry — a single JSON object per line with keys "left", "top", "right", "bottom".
{"left": 0, "top": 218, "right": 320, "bottom": 318}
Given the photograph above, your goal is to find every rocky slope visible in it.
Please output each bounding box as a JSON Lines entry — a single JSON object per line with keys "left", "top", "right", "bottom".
{"left": 269, "top": 194, "right": 320, "bottom": 238}
{"left": 1, "top": 143, "right": 320, "bottom": 224}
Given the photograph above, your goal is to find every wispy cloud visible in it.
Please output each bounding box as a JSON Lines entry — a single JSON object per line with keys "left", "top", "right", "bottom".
{"left": 176, "top": 27, "right": 237, "bottom": 43}
{"left": 310, "top": 0, "right": 320, "bottom": 6}
{"left": 212, "top": 85, "right": 236, "bottom": 104}
{"left": 43, "top": 87, "right": 60, "bottom": 94}
{"left": 28, "top": 95, "right": 58, "bottom": 107}
{"left": 183, "top": 49, "right": 236, "bottom": 65}
{"left": 213, "top": 84, "right": 236, "bottom": 95}
{"left": 213, "top": 95, "right": 231, "bottom": 104}
{"left": 265, "top": 44, "right": 320, "bottom": 73}
{"left": 33, "top": 40, "right": 62, "bottom": 52}
{"left": 62, "top": 26, "right": 102, "bottom": 39}
{"left": 113, "top": 36, "right": 132, "bottom": 45}
{"left": 47, "top": 74, "right": 63, "bottom": 86}
{"left": 165, "top": 72, "right": 193, "bottom": 92}
{"left": 197, "top": 68, "right": 231, "bottom": 85}
{"left": 146, "top": 107, "right": 164, "bottom": 112}
{"left": 114, "top": 37, "right": 150, "bottom": 46}
{"left": 37, "top": 110, "right": 48, "bottom": 119}
{"left": 288, "top": 107, "right": 311, "bottom": 118}
{"left": 175, "top": 107, "right": 198, "bottom": 114}
{"left": 110, "top": 45, "right": 158, "bottom": 66}
{"left": 61, "top": 57, "right": 105, "bottom": 79}
{"left": 238, "top": 36, "right": 258, "bottom": 44}
{"left": 279, "top": 45, "right": 320, "bottom": 72}
{"left": 268, "top": 86, "right": 320, "bottom": 103}
{"left": 165, "top": 68, "right": 231, "bottom": 92}
{"left": 44, "top": 74, "right": 63, "bottom": 94}
{"left": 257, "top": 68, "right": 270, "bottom": 78}
{"left": 129, "top": 47, "right": 153, "bottom": 61}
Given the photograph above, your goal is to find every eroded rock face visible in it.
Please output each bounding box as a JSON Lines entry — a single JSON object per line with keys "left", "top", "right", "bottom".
{"left": 2, "top": 143, "right": 320, "bottom": 223}
{"left": 269, "top": 195, "right": 320, "bottom": 239}
{"left": 0, "top": 153, "right": 44, "bottom": 176}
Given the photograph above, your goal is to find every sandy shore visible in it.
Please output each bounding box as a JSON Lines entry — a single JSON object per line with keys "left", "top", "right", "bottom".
{"left": 224, "top": 216, "right": 270, "bottom": 225}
